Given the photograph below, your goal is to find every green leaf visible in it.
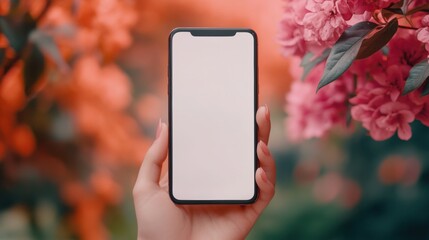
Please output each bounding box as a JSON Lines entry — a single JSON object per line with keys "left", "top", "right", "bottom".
{"left": 317, "top": 21, "right": 378, "bottom": 91}
{"left": 23, "top": 45, "right": 45, "bottom": 95}
{"left": 47, "top": 24, "right": 76, "bottom": 38}
{"left": 0, "top": 17, "right": 21, "bottom": 51}
{"left": 300, "top": 49, "right": 331, "bottom": 81}
{"left": 10, "top": 0, "right": 20, "bottom": 10}
{"left": 29, "top": 29, "right": 69, "bottom": 71}
{"left": 0, "top": 48, "right": 5, "bottom": 64}
{"left": 356, "top": 18, "right": 398, "bottom": 59}
{"left": 403, "top": 61, "right": 429, "bottom": 95}
{"left": 0, "top": 14, "right": 36, "bottom": 52}
{"left": 422, "top": 80, "right": 429, "bottom": 96}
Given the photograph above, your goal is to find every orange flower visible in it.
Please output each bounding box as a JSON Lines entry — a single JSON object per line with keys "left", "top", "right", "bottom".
{"left": 339, "top": 180, "right": 361, "bottom": 209}
{"left": 378, "top": 155, "right": 421, "bottom": 185}
{"left": 71, "top": 197, "right": 108, "bottom": 240}
{"left": 0, "top": 140, "right": 5, "bottom": 159}
{"left": 90, "top": 170, "right": 122, "bottom": 205}
{"left": 0, "top": 34, "right": 8, "bottom": 48}
{"left": 39, "top": 5, "right": 76, "bottom": 60}
{"left": 28, "top": 0, "right": 47, "bottom": 19}
{"left": 135, "top": 94, "right": 163, "bottom": 125}
{"left": 61, "top": 181, "right": 88, "bottom": 205}
{"left": 313, "top": 173, "right": 362, "bottom": 208}
{"left": 73, "top": 101, "right": 103, "bottom": 135}
{"left": 379, "top": 156, "right": 407, "bottom": 184}
{"left": 313, "top": 172, "right": 343, "bottom": 203}
{"left": 73, "top": 55, "right": 131, "bottom": 111}
{"left": 293, "top": 161, "right": 320, "bottom": 185}
{"left": 11, "top": 124, "right": 36, "bottom": 157}
{"left": 0, "top": 63, "right": 26, "bottom": 112}
{"left": 0, "top": 0, "right": 10, "bottom": 16}
{"left": 75, "top": 0, "right": 137, "bottom": 59}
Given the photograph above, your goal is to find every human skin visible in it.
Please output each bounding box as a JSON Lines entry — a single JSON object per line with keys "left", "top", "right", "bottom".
{"left": 133, "top": 106, "right": 276, "bottom": 240}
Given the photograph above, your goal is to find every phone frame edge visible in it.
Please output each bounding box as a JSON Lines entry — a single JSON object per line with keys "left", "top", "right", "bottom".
{"left": 168, "top": 27, "right": 259, "bottom": 205}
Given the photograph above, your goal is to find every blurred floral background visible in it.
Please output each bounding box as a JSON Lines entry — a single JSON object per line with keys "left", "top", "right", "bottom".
{"left": 1, "top": 0, "right": 429, "bottom": 239}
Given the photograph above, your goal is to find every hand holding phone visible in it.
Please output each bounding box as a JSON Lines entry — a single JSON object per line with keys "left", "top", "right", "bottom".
{"left": 133, "top": 106, "right": 275, "bottom": 240}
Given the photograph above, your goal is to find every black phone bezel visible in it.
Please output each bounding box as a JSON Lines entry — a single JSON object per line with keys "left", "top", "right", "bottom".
{"left": 168, "top": 28, "right": 259, "bottom": 204}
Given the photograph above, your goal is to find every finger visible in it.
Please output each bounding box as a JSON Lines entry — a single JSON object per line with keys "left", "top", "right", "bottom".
{"left": 251, "top": 168, "right": 275, "bottom": 214}
{"left": 256, "top": 105, "right": 271, "bottom": 144}
{"left": 159, "top": 160, "right": 169, "bottom": 188}
{"left": 257, "top": 141, "right": 276, "bottom": 185}
{"left": 159, "top": 174, "right": 168, "bottom": 189}
{"left": 134, "top": 121, "right": 168, "bottom": 191}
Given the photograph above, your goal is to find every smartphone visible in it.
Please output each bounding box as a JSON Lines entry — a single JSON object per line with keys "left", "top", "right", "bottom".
{"left": 168, "top": 28, "right": 258, "bottom": 204}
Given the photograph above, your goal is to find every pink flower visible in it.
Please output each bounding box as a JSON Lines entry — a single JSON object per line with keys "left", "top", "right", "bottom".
{"left": 280, "top": 0, "right": 428, "bottom": 142}
{"left": 413, "top": 0, "right": 429, "bottom": 7}
{"left": 285, "top": 63, "right": 353, "bottom": 141}
{"left": 352, "top": 0, "right": 401, "bottom": 13}
{"left": 407, "top": 90, "right": 429, "bottom": 127}
{"left": 349, "top": 41, "right": 429, "bottom": 141}
{"left": 351, "top": 94, "right": 417, "bottom": 141}
{"left": 279, "top": 0, "right": 324, "bottom": 57}
{"left": 417, "top": 15, "right": 429, "bottom": 61}
{"left": 350, "top": 64, "right": 422, "bottom": 140}
{"left": 336, "top": 0, "right": 354, "bottom": 20}
{"left": 279, "top": 0, "right": 355, "bottom": 57}
{"left": 390, "top": 32, "right": 426, "bottom": 66}
{"left": 350, "top": 51, "right": 387, "bottom": 81}
{"left": 416, "top": 102, "right": 429, "bottom": 126}
{"left": 374, "top": 102, "right": 415, "bottom": 140}
{"left": 279, "top": 0, "right": 308, "bottom": 57}
{"left": 372, "top": 65, "right": 409, "bottom": 101}
{"left": 303, "top": 0, "right": 348, "bottom": 48}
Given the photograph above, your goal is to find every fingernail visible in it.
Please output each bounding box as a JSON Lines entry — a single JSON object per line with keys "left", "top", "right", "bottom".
{"left": 156, "top": 119, "right": 162, "bottom": 139}
{"left": 260, "top": 141, "right": 270, "bottom": 156}
{"left": 264, "top": 104, "right": 270, "bottom": 122}
{"left": 260, "top": 168, "right": 268, "bottom": 183}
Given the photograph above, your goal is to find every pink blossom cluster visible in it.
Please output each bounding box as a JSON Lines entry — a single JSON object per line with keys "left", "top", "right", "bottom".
{"left": 279, "top": 0, "right": 396, "bottom": 57}
{"left": 286, "top": 59, "right": 354, "bottom": 141}
{"left": 282, "top": 0, "right": 429, "bottom": 141}
{"left": 350, "top": 36, "right": 429, "bottom": 140}
{"left": 417, "top": 15, "right": 429, "bottom": 61}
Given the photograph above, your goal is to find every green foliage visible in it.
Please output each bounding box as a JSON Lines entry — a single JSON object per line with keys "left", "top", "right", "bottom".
{"left": 23, "top": 45, "right": 45, "bottom": 95}
{"left": 317, "top": 18, "right": 400, "bottom": 90}
{"left": 311, "top": 2, "right": 429, "bottom": 93}
{"left": 249, "top": 123, "right": 429, "bottom": 240}
{"left": 356, "top": 18, "right": 398, "bottom": 60}
{"left": 0, "top": 0, "right": 59, "bottom": 96}
{"left": 0, "top": 48, "right": 5, "bottom": 64}
{"left": 0, "top": 14, "right": 36, "bottom": 52}
{"left": 300, "top": 49, "right": 330, "bottom": 81}
{"left": 423, "top": 81, "right": 429, "bottom": 96}
{"left": 317, "top": 22, "right": 377, "bottom": 91}
{"left": 29, "top": 29, "right": 69, "bottom": 71}
{"left": 403, "top": 61, "right": 429, "bottom": 96}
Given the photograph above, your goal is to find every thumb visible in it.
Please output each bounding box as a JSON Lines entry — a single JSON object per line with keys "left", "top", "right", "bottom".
{"left": 134, "top": 121, "right": 168, "bottom": 193}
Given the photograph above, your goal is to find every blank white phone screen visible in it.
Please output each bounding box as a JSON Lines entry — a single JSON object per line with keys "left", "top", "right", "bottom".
{"left": 171, "top": 30, "right": 256, "bottom": 201}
